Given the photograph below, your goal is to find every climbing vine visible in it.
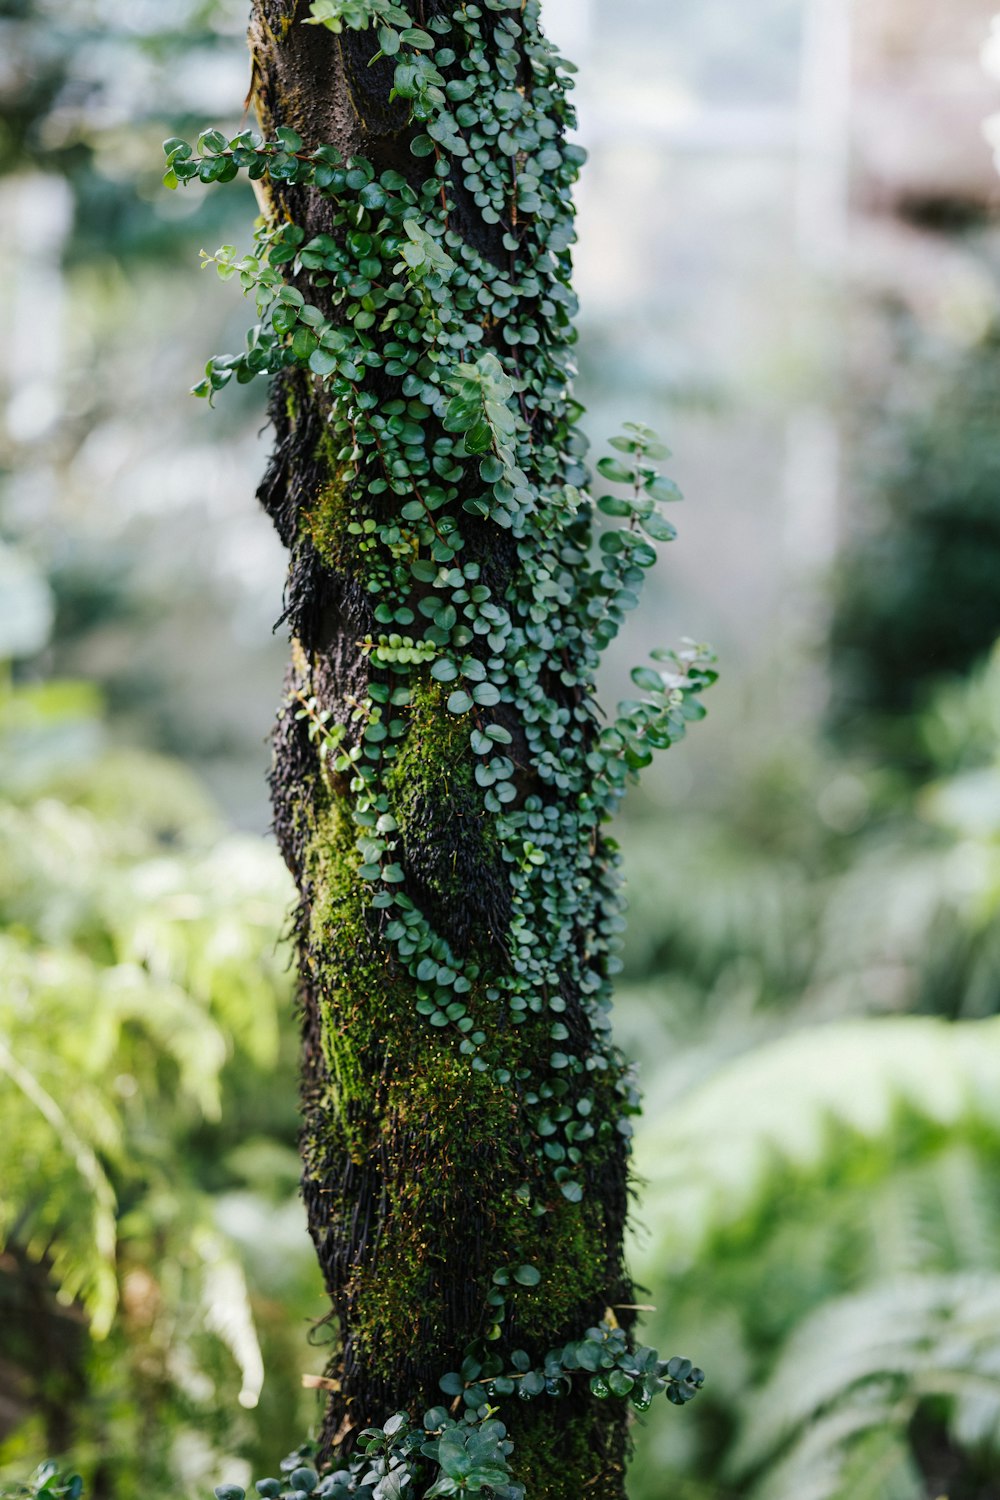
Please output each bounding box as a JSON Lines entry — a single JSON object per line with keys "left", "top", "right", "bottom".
{"left": 201, "top": 1327, "right": 701, "bottom": 1498}
{"left": 165, "top": 0, "right": 712, "bottom": 1491}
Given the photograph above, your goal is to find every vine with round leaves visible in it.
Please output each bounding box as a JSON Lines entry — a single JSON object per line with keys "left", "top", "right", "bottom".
{"left": 209, "top": 1324, "right": 704, "bottom": 1500}
{"left": 165, "top": 0, "right": 713, "bottom": 1486}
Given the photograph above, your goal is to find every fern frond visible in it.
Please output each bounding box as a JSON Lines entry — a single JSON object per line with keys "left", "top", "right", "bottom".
{"left": 111, "top": 834, "right": 293, "bottom": 1069}
{"left": 633, "top": 1015, "right": 1000, "bottom": 1270}
{"left": 919, "top": 639, "right": 1000, "bottom": 775}
{"left": 0, "top": 1035, "right": 118, "bottom": 1338}
{"left": 746, "top": 1397, "right": 922, "bottom": 1500}
{"left": 619, "top": 819, "right": 818, "bottom": 994}
{"left": 97, "top": 964, "right": 229, "bottom": 1121}
{"left": 728, "top": 1272, "right": 1000, "bottom": 1497}
{"left": 815, "top": 843, "right": 961, "bottom": 993}
{"left": 0, "top": 696, "right": 299, "bottom": 1479}
{"left": 193, "top": 1226, "right": 265, "bottom": 1411}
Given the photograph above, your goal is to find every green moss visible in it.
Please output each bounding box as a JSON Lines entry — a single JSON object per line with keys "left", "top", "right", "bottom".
{"left": 507, "top": 1403, "right": 624, "bottom": 1499}
{"left": 298, "top": 764, "right": 617, "bottom": 1401}
{"left": 284, "top": 380, "right": 299, "bottom": 425}
{"left": 386, "top": 677, "right": 477, "bottom": 803}
{"left": 303, "top": 471, "right": 353, "bottom": 571}
{"left": 351, "top": 1051, "right": 527, "bottom": 1367}
{"left": 511, "top": 1197, "right": 609, "bottom": 1341}
{"left": 300, "top": 788, "right": 533, "bottom": 1378}
{"left": 385, "top": 678, "right": 503, "bottom": 936}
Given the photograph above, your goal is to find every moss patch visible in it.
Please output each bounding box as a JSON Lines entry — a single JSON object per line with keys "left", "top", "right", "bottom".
{"left": 303, "top": 471, "right": 354, "bottom": 572}
{"left": 385, "top": 679, "right": 509, "bottom": 957}
{"left": 507, "top": 1402, "right": 627, "bottom": 1500}
{"left": 297, "top": 772, "right": 624, "bottom": 1413}
{"left": 509, "top": 1195, "right": 611, "bottom": 1344}
{"left": 300, "top": 789, "right": 533, "bottom": 1385}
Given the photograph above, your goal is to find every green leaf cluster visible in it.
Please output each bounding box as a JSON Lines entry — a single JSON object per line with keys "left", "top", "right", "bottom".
{"left": 0, "top": 1463, "right": 83, "bottom": 1500}
{"left": 201, "top": 1409, "right": 523, "bottom": 1500}
{"left": 439, "top": 1317, "right": 703, "bottom": 1419}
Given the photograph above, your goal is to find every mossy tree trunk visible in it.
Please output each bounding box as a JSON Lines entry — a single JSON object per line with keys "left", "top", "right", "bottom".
{"left": 237, "top": 3, "right": 691, "bottom": 1494}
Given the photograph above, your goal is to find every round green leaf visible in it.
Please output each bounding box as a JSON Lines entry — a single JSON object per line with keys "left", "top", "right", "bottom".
{"left": 597, "top": 455, "right": 633, "bottom": 484}
{"left": 641, "top": 513, "right": 677, "bottom": 541}
{"left": 630, "top": 666, "right": 664, "bottom": 693}
{"left": 308, "top": 348, "right": 339, "bottom": 377}
{"left": 597, "top": 494, "right": 633, "bottom": 518}
{"left": 645, "top": 474, "right": 683, "bottom": 503}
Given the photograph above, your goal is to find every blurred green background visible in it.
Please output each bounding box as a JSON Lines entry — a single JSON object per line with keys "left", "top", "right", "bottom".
{"left": 3, "top": 0, "right": 1000, "bottom": 1496}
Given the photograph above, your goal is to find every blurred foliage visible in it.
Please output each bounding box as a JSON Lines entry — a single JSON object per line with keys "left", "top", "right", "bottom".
{"left": 621, "top": 643, "right": 1000, "bottom": 1499}
{"left": 829, "top": 317, "right": 1000, "bottom": 766}
{"left": 0, "top": 0, "right": 256, "bottom": 254}
{"left": 0, "top": 1461, "right": 85, "bottom": 1500}
{"left": 0, "top": 0, "right": 286, "bottom": 826}
{"left": 0, "top": 551, "right": 323, "bottom": 1498}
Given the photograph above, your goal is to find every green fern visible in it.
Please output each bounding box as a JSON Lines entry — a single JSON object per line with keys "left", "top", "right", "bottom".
{"left": 0, "top": 1013, "right": 118, "bottom": 1337}
{"left": 918, "top": 619, "right": 1000, "bottom": 777}
{"left": 0, "top": 927, "right": 253, "bottom": 1324}
{"left": 727, "top": 1273, "right": 1000, "bottom": 1499}
{"left": 627, "top": 1016, "right": 1000, "bottom": 1500}
{"left": 0, "top": 674, "right": 302, "bottom": 1487}
{"left": 620, "top": 816, "right": 822, "bottom": 998}
{"left": 633, "top": 1014, "right": 1000, "bottom": 1270}
{"left": 622, "top": 642, "right": 1000, "bottom": 1500}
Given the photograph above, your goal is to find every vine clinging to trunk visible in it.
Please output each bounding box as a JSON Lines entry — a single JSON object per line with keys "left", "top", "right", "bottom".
{"left": 167, "top": 2, "right": 711, "bottom": 1494}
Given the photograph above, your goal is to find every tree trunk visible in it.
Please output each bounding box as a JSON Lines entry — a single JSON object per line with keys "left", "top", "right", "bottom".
{"left": 244, "top": 4, "right": 665, "bottom": 1493}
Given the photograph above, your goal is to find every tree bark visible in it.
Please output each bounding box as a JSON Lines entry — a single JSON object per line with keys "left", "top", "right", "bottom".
{"left": 249, "top": 4, "right": 636, "bottom": 1493}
